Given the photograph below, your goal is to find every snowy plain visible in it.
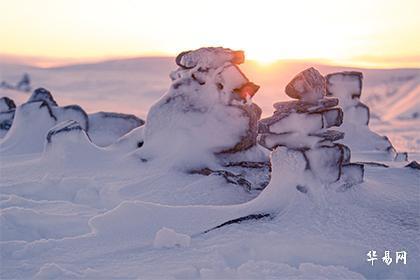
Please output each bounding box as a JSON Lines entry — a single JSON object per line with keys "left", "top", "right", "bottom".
{"left": 0, "top": 57, "right": 419, "bottom": 279}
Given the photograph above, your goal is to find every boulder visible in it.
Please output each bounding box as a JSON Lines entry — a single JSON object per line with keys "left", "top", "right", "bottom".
{"left": 285, "top": 67, "right": 326, "bottom": 102}
{"left": 27, "top": 88, "right": 58, "bottom": 107}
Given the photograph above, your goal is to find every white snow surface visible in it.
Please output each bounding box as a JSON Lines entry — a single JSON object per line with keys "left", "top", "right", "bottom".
{"left": 0, "top": 58, "right": 419, "bottom": 279}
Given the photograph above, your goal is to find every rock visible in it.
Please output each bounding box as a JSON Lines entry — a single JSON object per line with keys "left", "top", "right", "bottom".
{"left": 190, "top": 168, "right": 252, "bottom": 191}
{"left": 27, "top": 88, "right": 58, "bottom": 107}
{"left": 335, "top": 163, "right": 364, "bottom": 191}
{"left": 46, "top": 120, "right": 84, "bottom": 144}
{"left": 285, "top": 67, "right": 326, "bottom": 102}
{"left": 405, "top": 161, "right": 420, "bottom": 170}
{"left": 0, "top": 111, "right": 15, "bottom": 138}
{"left": 138, "top": 47, "right": 261, "bottom": 168}
{"left": 325, "top": 71, "right": 405, "bottom": 160}
{"left": 394, "top": 152, "right": 408, "bottom": 162}
{"left": 309, "top": 130, "right": 345, "bottom": 142}
{"left": 88, "top": 112, "right": 145, "bottom": 147}
{"left": 220, "top": 103, "right": 261, "bottom": 153}
{"left": 16, "top": 73, "right": 31, "bottom": 92}
{"left": 337, "top": 144, "right": 351, "bottom": 164}
{"left": 259, "top": 111, "right": 323, "bottom": 134}
{"left": 326, "top": 71, "right": 363, "bottom": 103}
{"left": 322, "top": 108, "right": 344, "bottom": 128}
{"left": 0, "top": 97, "right": 16, "bottom": 112}
{"left": 273, "top": 97, "right": 338, "bottom": 114}
{"left": 259, "top": 132, "right": 327, "bottom": 150}
{"left": 0, "top": 101, "right": 57, "bottom": 155}
{"left": 345, "top": 101, "right": 370, "bottom": 125}
{"left": 304, "top": 145, "right": 344, "bottom": 183}
{"left": 176, "top": 47, "right": 244, "bottom": 69}
{"left": 53, "top": 105, "right": 89, "bottom": 131}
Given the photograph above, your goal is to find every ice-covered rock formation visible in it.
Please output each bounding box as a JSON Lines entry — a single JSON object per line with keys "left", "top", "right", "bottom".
{"left": 326, "top": 71, "right": 407, "bottom": 161}
{"left": 0, "top": 97, "right": 16, "bottom": 138}
{"left": 0, "top": 73, "right": 31, "bottom": 92}
{"left": 259, "top": 68, "right": 364, "bottom": 190}
{"left": 0, "top": 88, "right": 145, "bottom": 153}
{"left": 88, "top": 112, "right": 144, "bottom": 147}
{"left": 43, "top": 120, "right": 117, "bottom": 170}
{"left": 16, "top": 73, "right": 31, "bottom": 92}
{"left": 138, "top": 47, "right": 263, "bottom": 170}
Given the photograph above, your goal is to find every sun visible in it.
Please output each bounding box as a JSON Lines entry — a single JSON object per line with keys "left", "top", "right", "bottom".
{"left": 247, "top": 51, "right": 280, "bottom": 65}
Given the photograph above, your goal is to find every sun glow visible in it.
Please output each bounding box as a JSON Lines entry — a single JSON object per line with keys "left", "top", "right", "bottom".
{"left": 0, "top": 0, "right": 419, "bottom": 67}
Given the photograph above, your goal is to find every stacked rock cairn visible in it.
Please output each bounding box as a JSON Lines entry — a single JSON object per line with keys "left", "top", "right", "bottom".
{"left": 325, "top": 71, "right": 407, "bottom": 161}
{"left": 258, "top": 67, "right": 364, "bottom": 190}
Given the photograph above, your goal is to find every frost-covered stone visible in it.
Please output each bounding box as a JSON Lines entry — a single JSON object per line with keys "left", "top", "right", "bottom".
{"left": 326, "top": 71, "right": 405, "bottom": 160}
{"left": 88, "top": 112, "right": 144, "bottom": 147}
{"left": 305, "top": 145, "right": 344, "bottom": 183}
{"left": 0, "top": 102, "right": 57, "bottom": 155}
{"left": 259, "top": 112, "right": 323, "bottom": 134}
{"left": 0, "top": 110, "right": 15, "bottom": 138}
{"left": 0, "top": 97, "right": 16, "bottom": 138}
{"left": 285, "top": 67, "right": 326, "bottom": 102}
{"left": 16, "top": 73, "right": 31, "bottom": 92}
{"left": 273, "top": 97, "right": 338, "bottom": 114}
{"left": 0, "top": 97, "right": 16, "bottom": 112}
{"left": 46, "top": 120, "right": 84, "bottom": 144}
{"left": 322, "top": 108, "right": 343, "bottom": 128}
{"left": 138, "top": 47, "right": 261, "bottom": 168}
{"left": 259, "top": 67, "right": 363, "bottom": 187}
{"left": 326, "top": 71, "right": 363, "bottom": 105}
{"left": 334, "top": 163, "right": 364, "bottom": 191}
{"left": 28, "top": 88, "right": 58, "bottom": 107}
{"left": 175, "top": 47, "right": 244, "bottom": 69}
{"left": 53, "top": 105, "right": 89, "bottom": 131}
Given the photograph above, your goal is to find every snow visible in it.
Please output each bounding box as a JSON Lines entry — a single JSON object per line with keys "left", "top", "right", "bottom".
{"left": 0, "top": 56, "right": 419, "bottom": 279}
{"left": 153, "top": 227, "right": 191, "bottom": 248}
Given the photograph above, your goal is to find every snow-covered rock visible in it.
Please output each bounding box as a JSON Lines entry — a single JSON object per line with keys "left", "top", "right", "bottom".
{"left": 0, "top": 101, "right": 57, "bottom": 155}
{"left": 88, "top": 112, "right": 144, "bottom": 147}
{"left": 326, "top": 71, "right": 406, "bottom": 161}
{"left": 28, "top": 87, "right": 58, "bottom": 107}
{"left": 0, "top": 97, "right": 16, "bottom": 112}
{"left": 285, "top": 67, "right": 326, "bottom": 102}
{"left": 138, "top": 47, "right": 261, "bottom": 169}
{"left": 16, "top": 73, "right": 31, "bottom": 92}
{"left": 0, "top": 88, "right": 143, "bottom": 153}
{"left": 259, "top": 67, "right": 361, "bottom": 187}
{"left": 0, "top": 97, "right": 16, "bottom": 138}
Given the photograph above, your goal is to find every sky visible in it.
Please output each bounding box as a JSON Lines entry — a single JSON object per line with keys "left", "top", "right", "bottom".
{"left": 0, "top": 0, "right": 419, "bottom": 68}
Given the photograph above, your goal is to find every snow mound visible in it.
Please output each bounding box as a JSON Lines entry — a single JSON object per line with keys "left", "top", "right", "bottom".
{"left": 34, "top": 263, "right": 82, "bottom": 280}
{"left": 89, "top": 146, "right": 304, "bottom": 244}
{"left": 0, "top": 207, "right": 90, "bottom": 242}
{"left": 138, "top": 47, "right": 261, "bottom": 169}
{"left": 153, "top": 227, "right": 191, "bottom": 248}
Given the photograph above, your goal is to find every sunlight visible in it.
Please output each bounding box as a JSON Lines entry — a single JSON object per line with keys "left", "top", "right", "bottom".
{"left": 0, "top": 0, "right": 419, "bottom": 67}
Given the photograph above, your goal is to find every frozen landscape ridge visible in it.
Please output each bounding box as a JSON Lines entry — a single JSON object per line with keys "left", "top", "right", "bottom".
{"left": 0, "top": 47, "right": 419, "bottom": 279}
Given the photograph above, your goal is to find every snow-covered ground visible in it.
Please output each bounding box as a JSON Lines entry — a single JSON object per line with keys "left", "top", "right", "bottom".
{"left": 0, "top": 57, "right": 419, "bottom": 279}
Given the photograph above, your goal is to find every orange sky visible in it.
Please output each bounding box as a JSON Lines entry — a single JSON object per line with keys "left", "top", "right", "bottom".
{"left": 0, "top": 0, "right": 419, "bottom": 68}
